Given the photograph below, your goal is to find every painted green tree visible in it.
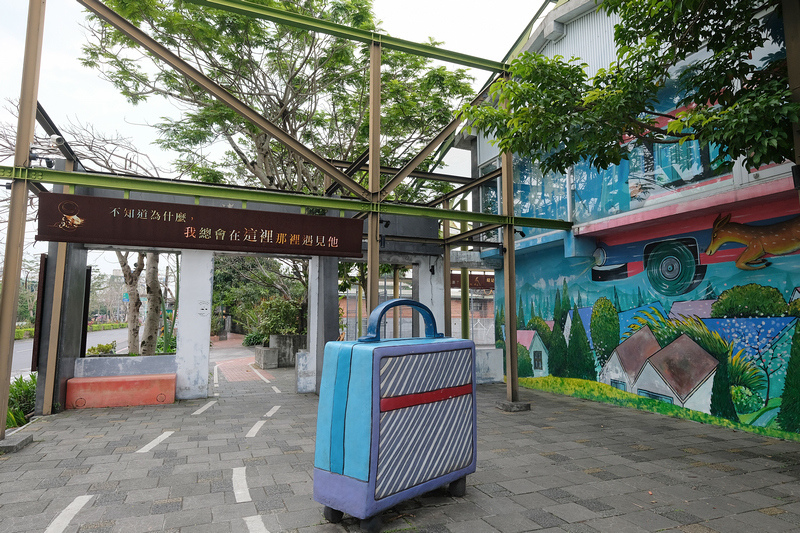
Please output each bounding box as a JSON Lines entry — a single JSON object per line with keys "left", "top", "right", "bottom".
{"left": 590, "top": 297, "right": 620, "bottom": 369}
{"left": 517, "top": 343, "right": 534, "bottom": 378}
{"left": 553, "top": 288, "right": 564, "bottom": 331}
{"left": 567, "top": 307, "right": 596, "bottom": 380}
{"left": 549, "top": 321, "right": 568, "bottom": 378}
{"left": 613, "top": 287, "right": 621, "bottom": 312}
{"left": 778, "top": 326, "right": 800, "bottom": 432}
{"left": 517, "top": 297, "right": 526, "bottom": 330}
{"left": 711, "top": 284, "right": 788, "bottom": 318}
{"left": 526, "top": 315, "right": 552, "bottom": 349}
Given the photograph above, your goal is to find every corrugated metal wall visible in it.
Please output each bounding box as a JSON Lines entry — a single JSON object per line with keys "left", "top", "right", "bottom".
{"left": 535, "top": 8, "right": 620, "bottom": 78}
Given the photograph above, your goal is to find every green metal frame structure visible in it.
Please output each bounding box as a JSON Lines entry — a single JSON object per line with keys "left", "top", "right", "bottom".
{"left": 0, "top": 0, "right": 564, "bottom": 435}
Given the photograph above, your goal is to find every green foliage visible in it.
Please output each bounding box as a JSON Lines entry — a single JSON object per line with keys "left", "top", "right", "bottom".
{"left": 548, "top": 321, "right": 568, "bottom": 378}
{"left": 156, "top": 334, "right": 177, "bottom": 354}
{"left": 7, "top": 373, "right": 37, "bottom": 429}
{"left": 82, "top": 0, "right": 473, "bottom": 197}
{"left": 517, "top": 297, "right": 526, "bottom": 330}
{"left": 590, "top": 297, "right": 619, "bottom": 369}
{"left": 461, "top": 0, "right": 798, "bottom": 175}
{"left": 711, "top": 284, "right": 788, "bottom": 318}
{"left": 9, "top": 373, "right": 36, "bottom": 416}
{"left": 567, "top": 307, "right": 595, "bottom": 380}
{"left": 243, "top": 332, "right": 269, "bottom": 347}
{"left": 789, "top": 299, "right": 800, "bottom": 317}
{"left": 518, "top": 376, "right": 800, "bottom": 442}
{"left": 517, "top": 343, "right": 533, "bottom": 378}
{"left": 14, "top": 330, "right": 23, "bottom": 340}
{"left": 238, "top": 296, "right": 304, "bottom": 339}
{"left": 731, "top": 385, "right": 764, "bottom": 415}
{"left": 778, "top": 326, "right": 800, "bottom": 432}
{"left": 729, "top": 350, "right": 767, "bottom": 392}
{"left": 526, "top": 315, "right": 552, "bottom": 349}
{"left": 86, "top": 341, "right": 117, "bottom": 355}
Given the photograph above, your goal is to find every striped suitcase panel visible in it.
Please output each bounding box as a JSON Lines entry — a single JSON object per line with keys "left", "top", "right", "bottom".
{"left": 379, "top": 349, "right": 472, "bottom": 397}
{"left": 375, "top": 393, "right": 473, "bottom": 499}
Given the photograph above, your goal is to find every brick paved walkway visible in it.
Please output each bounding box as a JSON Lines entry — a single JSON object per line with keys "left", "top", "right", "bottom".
{"left": 2, "top": 344, "right": 800, "bottom": 532}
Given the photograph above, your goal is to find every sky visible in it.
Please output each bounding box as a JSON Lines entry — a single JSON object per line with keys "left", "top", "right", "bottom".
{"left": 0, "top": 0, "right": 549, "bottom": 271}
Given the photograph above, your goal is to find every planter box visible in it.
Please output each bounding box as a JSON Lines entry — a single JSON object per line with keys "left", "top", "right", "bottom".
{"left": 269, "top": 334, "right": 307, "bottom": 367}
{"left": 254, "top": 346, "right": 279, "bottom": 369}
{"left": 75, "top": 355, "right": 178, "bottom": 378}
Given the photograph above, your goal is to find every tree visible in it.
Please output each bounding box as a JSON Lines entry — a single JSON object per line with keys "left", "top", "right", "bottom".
{"left": 548, "top": 321, "right": 568, "bottom": 378}
{"left": 711, "top": 284, "right": 788, "bottom": 318}
{"left": 81, "top": 0, "right": 474, "bottom": 196}
{"left": 552, "top": 288, "right": 563, "bottom": 331}
{"left": 526, "top": 315, "right": 552, "bottom": 349}
{"left": 517, "top": 343, "right": 533, "bottom": 378}
{"left": 517, "top": 297, "right": 526, "bottom": 330}
{"left": 461, "top": 0, "right": 799, "bottom": 176}
{"left": 140, "top": 252, "right": 162, "bottom": 356}
{"left": 590, "top": 297, "right": 619, "bottom": 369}
{"left": 567, "top": 306, "right": 595, "bottom": 380}
{"left": 778, "top": 326, "right": 800, "bottom": 432}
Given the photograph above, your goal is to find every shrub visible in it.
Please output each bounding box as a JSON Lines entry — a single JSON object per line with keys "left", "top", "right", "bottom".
{"left": 243, "top": 332, "right": 268, "bottom": 346}
{"left": 591, "top": 297, "right": 620, "bottom": 370}
{"left": 86, "top": 341, "right": 117, "bottom": 355}
{"left": 731, "top": 385, "right": 764, "bottom": 414}
{"left": 7, "top": 373, "right": 37, "bottom": 429}
{"left": 14, "top": 330, "right": 24, "bottom": 340}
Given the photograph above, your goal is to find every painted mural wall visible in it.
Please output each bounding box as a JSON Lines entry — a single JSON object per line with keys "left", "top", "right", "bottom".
{"left": 498, "top": 198, "right": 800, "bottom": 432}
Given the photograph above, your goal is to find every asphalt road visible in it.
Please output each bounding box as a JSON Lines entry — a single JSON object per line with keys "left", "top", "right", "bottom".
{"left": 10, "top": 328, "right": 129, "bottom": 381}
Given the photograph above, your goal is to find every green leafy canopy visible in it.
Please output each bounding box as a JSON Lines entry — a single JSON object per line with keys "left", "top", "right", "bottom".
{"left": 461, "top": 0, "right": 799, "bottom": 175}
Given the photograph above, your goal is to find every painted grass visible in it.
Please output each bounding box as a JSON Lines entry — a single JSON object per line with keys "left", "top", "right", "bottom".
{"left": 518, "top": 376, "right": 800, "bottom": 443}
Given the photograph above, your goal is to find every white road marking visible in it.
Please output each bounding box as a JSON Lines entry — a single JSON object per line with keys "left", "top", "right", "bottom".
{"left": 136, "top": 431, "right": 174, "bottom": 454}
{"left": 44, "top": 495, "right": 93, "bottom": 533}
{"left": 214, "top": 392, "right": 220, "bottom": 397}
{"left": 232, "top": 467, "right": 251, "bottom": 502}
{"left": 271, "top": 386, "right": 281, "bottom": 394}
{"left": 192, "top": 400, "right": 217, "bottom": 415}
{"left": 246, "top": 420, "right": 267, "bottom": 438}
{"left": 265, "top": 406, "right": 280, "bottom": 418}
{"left": 248, "top": 363, "right": 271, "bottom": 383}
{"left": 214, "top": 364, "right": 219, "bottom": 387}
{"left": 243, "top": 515, "right": 270, "bottom": 533}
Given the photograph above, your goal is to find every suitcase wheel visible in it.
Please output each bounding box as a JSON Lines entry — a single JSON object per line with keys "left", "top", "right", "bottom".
{"left": 323, "top": 506, "right": 344, "bottom": 523}
{"left": 449, "top": 476, "right": 467, "bottom": 497}
{"left": 360, "top": 514, "right": 382, "bottom": 532}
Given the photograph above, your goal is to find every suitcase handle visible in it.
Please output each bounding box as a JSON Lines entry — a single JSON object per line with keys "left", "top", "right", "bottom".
{"left": 358, "top": 298, "right": 443, "bottom": 342}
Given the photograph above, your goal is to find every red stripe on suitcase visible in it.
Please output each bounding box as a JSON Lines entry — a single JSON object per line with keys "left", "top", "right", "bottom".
{"left": 380, "top": 383, "right": 473, "bottom": 412}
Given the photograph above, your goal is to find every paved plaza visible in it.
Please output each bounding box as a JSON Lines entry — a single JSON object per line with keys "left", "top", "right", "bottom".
{"left": 3, "top": 343, "right": 800, "bottom": 532}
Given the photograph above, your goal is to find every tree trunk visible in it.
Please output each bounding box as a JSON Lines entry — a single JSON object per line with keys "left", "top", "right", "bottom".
{"left": 140, "top": 252, "right": 162, "bottom": 356}
{"left": 117, "top": 251, "right": 145, "bottom": 355}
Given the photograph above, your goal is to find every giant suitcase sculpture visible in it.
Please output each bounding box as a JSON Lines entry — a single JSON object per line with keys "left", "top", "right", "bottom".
{"left": 314, "top": 299, "right": 477, "bottom": 529}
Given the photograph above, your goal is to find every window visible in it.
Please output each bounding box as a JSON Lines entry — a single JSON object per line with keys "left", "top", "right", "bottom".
{"left": 533, "top": 350, "right": 542, "bottom": 370}
{"left": 637, "top": 389, "right": 673, "bottom": 404}
{"left": 610, "top": 379, "right": 626, "bottom": 392}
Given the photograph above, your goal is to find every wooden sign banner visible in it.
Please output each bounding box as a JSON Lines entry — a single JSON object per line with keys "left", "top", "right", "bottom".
{"left": 36, "top": 192, "right": 363, "bottom": 258}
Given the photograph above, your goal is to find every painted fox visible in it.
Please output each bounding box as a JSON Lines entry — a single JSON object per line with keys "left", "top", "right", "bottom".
{"left": 705, "top": 213, "right": 800, "bottom": 270}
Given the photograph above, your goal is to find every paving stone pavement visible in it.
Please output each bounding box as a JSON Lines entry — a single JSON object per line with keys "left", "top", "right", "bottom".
{"left": 3, "top": 348, "right": 800, "bottom": 532}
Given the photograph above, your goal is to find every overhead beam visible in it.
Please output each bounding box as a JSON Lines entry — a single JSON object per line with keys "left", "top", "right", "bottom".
{"left": 187, "top": 0, "right": 507, "bottom": 73}
{"left": 445, "top": 224, "right": 502, "bottom": 245}
{"left": 0, "top": 165, "right": 572, "bottom": 230}
{"left": 78, "top": 0, "right": 370, "bottom": 200}
{"left": 327, "top": 159, "right": 473, "bottom": 185}
{"left": 426, "top": 168, "right": 502, "bottom": 207}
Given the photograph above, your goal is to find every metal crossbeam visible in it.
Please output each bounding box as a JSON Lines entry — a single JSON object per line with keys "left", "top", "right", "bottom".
{"left": 187, "top": 0, "right": 507, "bottom": 73}
{"left": 0, "top": 165, "right": 572, "bottom": 230}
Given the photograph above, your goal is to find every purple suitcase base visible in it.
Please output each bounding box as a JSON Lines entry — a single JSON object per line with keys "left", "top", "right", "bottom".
{"left": 313, "top": 464, "right": 474, "bottom": 520}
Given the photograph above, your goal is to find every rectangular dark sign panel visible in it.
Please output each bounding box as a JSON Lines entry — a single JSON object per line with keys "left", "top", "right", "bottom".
{"left": 37, "top": 193, "right": 363, "bottom": 258}
{"left": 450, "top": 273, "right": 495, "bottom": 289}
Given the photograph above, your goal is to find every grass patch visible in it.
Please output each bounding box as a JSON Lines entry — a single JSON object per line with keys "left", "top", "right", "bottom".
{"left": 518, "top": 376, "right": 800, "bottom": 442}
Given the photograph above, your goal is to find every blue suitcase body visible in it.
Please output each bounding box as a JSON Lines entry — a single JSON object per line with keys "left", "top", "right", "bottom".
{"left": 314, "top": 299, "right": 477, "bottom": 521}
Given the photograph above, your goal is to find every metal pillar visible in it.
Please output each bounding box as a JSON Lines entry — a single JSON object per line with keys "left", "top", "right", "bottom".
{"left": 499, "top": 148, "right": 528, "bottom": 410}
{"left": 366, "top": 41, "right": 381, "bottom": 313}
{"left": 393, "top": 266, "right": 400, "bottom": 337}
{"left": 443, "top": 201, "right": 452, "bottom": 336}
{"left": 0, "top": 0, "right": 46, "bottom": 441}
{"left": 460, "top": 201, "right": 469, "bottom": 339}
